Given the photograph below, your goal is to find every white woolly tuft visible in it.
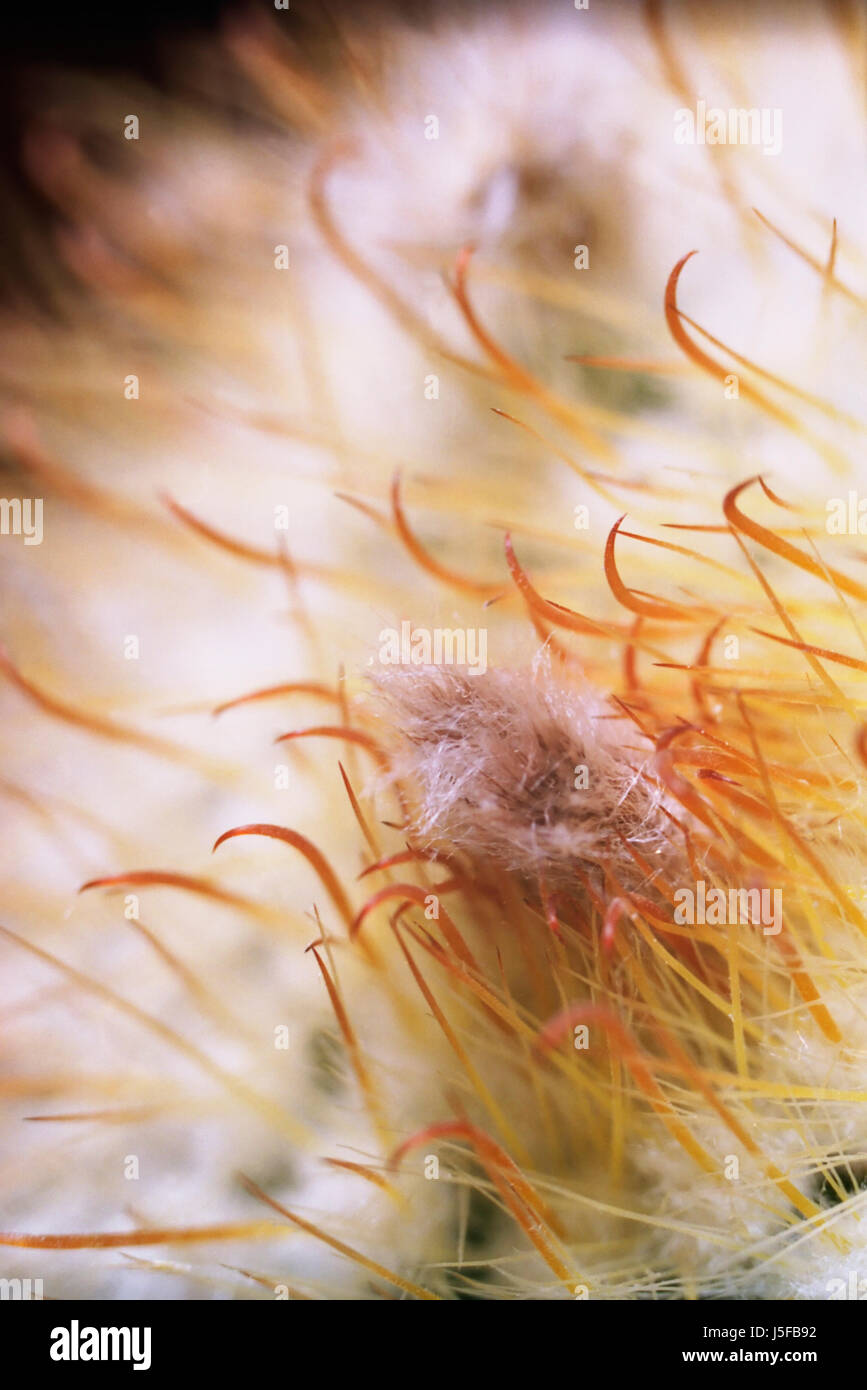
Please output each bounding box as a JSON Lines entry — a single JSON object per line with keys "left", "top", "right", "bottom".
{"left": 372, "top": 663, "right": 670, "bottom": 892}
